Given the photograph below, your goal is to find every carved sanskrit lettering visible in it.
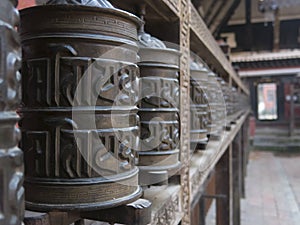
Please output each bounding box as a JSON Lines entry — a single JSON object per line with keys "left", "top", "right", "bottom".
{"left": 24, "top": 131, "right": 50, "bottom": 177}
{"left": 59, "top": 57, "right": 92, "bottom": 106}
{"left": 23, "top": 55, "right": 140, "bottom": 107}
{"left": 23, "top": 58, "right": 51, "bottom": 107}
{"left": 141, "top": 77, "right": 179, "bottom": 108}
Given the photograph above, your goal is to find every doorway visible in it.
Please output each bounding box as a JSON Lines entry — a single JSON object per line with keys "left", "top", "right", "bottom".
{"left": 257, "top": 83, "right": 278, "bottom": 120}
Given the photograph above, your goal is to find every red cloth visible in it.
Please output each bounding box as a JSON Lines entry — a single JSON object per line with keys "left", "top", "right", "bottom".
{"left": 17, "top": 0, "right": 36, "bottom": 10}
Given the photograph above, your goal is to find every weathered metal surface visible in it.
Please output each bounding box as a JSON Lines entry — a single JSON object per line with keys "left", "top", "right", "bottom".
{"left": 0, "top": 0, "right": 24, "bottom": 225}
{"left": 46, "top": 0, "right": 114, "bottom": 7}
{"left": 190, "top": 60, "right": 209, "bottom": 151}
{"left": 137, "top": 31, "right": 181, "bottom": 185}
{"left": 20, "top": 4, "right": 143, "bottom": 211}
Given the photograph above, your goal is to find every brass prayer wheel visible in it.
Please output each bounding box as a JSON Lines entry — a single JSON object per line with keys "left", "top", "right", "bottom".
{"left": 214, "top": 77, "right": 226, "bottom": 135}
{"left": 218, "top": 78, "right": 232, "bottom": 130}
{"left": 206, "top": 71, "right": 221, "bottom": 139}
{"left": 190, "top": 60, "right": 209, "bottom": 151}
{"left": 231, "top": 87, "right": 239, "bottom": 122}
{"left": 137, "top": 32, "right": 181, "bottom": 185}
{"left": 0, "top": 0, "right": 24, "bottom": 224}
{"left": 19, "top": 1, "right": 142, "bottom": 211}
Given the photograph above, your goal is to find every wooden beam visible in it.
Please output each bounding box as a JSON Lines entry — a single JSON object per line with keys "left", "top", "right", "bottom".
{"left": 207, "top": 0, "right": 227, "bottom": 27}
{"left": 273, "top": 8, "right": 280, "bottom": 52}
{"left": 204, "top": 0, "right": 219, "bottom": 22}
{"left": 212, "top": 0, "right": 241, "bottom": 38}
{"left": 245, "top": 0, "right": 253, "bottom": 51}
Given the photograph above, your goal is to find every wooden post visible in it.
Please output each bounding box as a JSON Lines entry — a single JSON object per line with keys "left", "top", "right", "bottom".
{"left": 240, "top": 124, "right": 247, "bottom": 198}
{"left": 273, "top": 8, "right": 280, "bottom": 52}
{"left": 215, "top": 147, "right": 231, "bottom": 225}
{"left": 245, "top": 0, "right": 252, "bottom": 51}
{"left": 232, "top": 132, "right": 242, "bottom": 225}
{"left": 179, "top": 0, "right": 191, "bottom": 224}
{"left": 290, "top": 83, "right": 295, "bottom": 136}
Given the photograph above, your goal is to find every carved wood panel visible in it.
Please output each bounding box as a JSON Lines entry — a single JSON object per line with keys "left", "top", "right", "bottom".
{"left": 151, "top": 192, "right": 181, "bottom": 225}
{"left": 179, "top": 0, "right": 191, "bottom": 224}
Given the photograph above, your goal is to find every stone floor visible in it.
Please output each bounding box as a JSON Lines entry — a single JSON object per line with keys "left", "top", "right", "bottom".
{"left": 241, "top": 151, "right": 300, "bottom": 225}
{"left": 206, "top": 150, "right": 300, "bottom": 225}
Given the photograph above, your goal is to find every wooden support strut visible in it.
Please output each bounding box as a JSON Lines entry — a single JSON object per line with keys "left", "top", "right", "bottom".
{"left": 232, "top": 131, "right": 242, "bottom": 225}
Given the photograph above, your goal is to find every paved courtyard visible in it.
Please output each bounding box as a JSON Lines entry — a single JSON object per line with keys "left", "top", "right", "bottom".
{"left": 241, "top": 151, "right": 300, "bottom": 225}
{"left": 206, "top": 150, "right": 300, "bottom": 225}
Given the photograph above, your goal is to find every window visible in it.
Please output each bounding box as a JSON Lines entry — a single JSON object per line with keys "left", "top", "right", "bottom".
{"left": 257, "top": 83, "right": 278, "bottom": 120}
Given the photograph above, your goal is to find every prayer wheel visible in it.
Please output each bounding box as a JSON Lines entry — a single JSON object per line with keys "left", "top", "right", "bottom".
{"left": 231, "top": 87, "right": 239, "bottom": 122}
{"left": 137, "top": 31, "right": 181, "bottom": 185}
{"left": 0, "top": 0, "right": 24, "bottom": 224}
{"left": 190, "top": 60, "right": 209, "bottom": 150}
{"left": 19, "top": 0, "right": 142, "bottom": 211}
{"left": 217, "top": 77, "right": 231, "bottom": 130}
{"left": 215, "top": 77, "right": 226, "bottom": 134}
{"left": 206, "top": 71, "right": 221, "bottom": 139}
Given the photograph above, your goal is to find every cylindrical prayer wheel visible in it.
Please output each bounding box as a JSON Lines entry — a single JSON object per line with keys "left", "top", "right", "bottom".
{"left": 216, "top": 77, "right": 226, "bottom": 134}
{"left": 19, "top": 1, "right": 142, "bottom": 211}
{"left": 190, "top": 60, "right": 209, "bottom": 151}
{"left": 137, "top": 32, "right": 181, "bottom": 185}
{"left": 206, "top": 71, "right": 221, "bottom": 139}
{"left": 218, "top": 78, "right": 232, "bottom": 130}
{"left": 0, "top": 0, "right": 25, "bottom": 224}
{"left": 231, "top": 87, "right": 239, "bottom": 122}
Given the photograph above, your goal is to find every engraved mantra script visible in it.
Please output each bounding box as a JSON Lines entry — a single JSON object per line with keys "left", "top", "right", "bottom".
{"left": 23, "top": 125, "right": 137, "bottom": 178}
{"left": 23, "top": 57, "right": 138, "bottom": 107}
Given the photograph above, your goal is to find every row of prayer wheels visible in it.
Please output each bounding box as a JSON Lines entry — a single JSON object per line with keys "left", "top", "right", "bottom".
{"left": 0, "top": 0, "right": 249, "bottom": 217}
{"left": 189, "top": 58, "right": 249, "bottom": 151}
